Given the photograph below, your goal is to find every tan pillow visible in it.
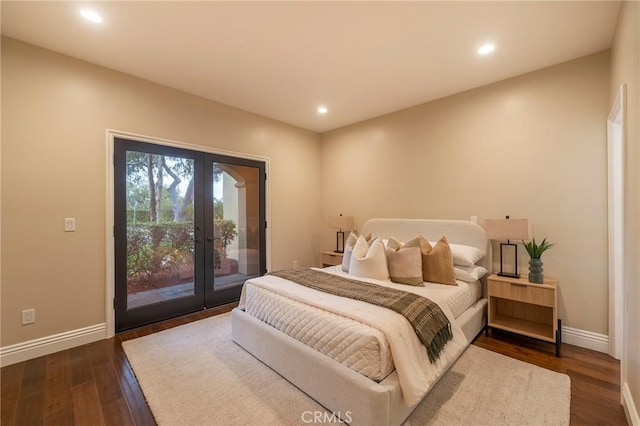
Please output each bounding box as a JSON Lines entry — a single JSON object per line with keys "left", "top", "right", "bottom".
{"left": 385, "top": 238, "right": 423, "bottom": 286}
{"left": 404, "top": 235, "right": 457, "bottom": 286}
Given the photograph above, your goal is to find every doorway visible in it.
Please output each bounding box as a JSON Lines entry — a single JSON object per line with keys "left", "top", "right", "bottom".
{"left": 113, "top": 138, "right": 266, "bottom": 332}
{"left": 607, "top": 84, "right": 625, "bottom": 361}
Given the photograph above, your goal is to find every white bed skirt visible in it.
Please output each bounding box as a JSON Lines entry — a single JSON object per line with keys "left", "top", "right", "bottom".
{"left": 231, "top": 298, "right": 487, "bottom": 426}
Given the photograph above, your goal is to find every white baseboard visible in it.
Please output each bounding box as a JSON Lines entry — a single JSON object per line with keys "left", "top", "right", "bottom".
{"left": 0, "top": 323, "right": 612, "bottom": 366}
{"left": 561, "top": 326, "right": 609, "bottom": 353}
{"left": 0, "top": 323, "right": 107, "bottom": 367}
{"left": 623, "top": 382, "right": 640, "bottom": 425}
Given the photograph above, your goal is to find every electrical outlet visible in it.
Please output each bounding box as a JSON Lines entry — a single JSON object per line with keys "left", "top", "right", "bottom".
{"left": 22, "top": 309, "right": 35, "bottom": 325}
{"left": 470, "top": 216, "right": 478, "bottom": 224}
{"left": 293, "top": 260, "right": 299, "bottom": 268}
{"left": 64, "top": 218, "right": 76, "bottom": 232}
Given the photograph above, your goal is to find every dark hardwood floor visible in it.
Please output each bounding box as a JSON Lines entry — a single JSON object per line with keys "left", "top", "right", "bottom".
{"left": 2, "top": 304, "right": 628, "bottom": 425}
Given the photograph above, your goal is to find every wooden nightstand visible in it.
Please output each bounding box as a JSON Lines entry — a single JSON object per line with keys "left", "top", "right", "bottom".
{"left": 321, "top": 251, "right": 344, "bottom": 267}
{"left": 486, "top": 273, "right": 561, "bottom": 356}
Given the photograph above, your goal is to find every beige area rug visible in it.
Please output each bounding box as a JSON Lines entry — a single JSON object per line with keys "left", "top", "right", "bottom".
{"left": 123, "top": 313, "right": 570, "bottom": 426}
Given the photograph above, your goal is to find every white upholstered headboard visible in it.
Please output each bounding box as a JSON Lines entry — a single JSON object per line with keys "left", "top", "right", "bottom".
{"left": 361, "top": 218, "right": 492, "bottom": 271}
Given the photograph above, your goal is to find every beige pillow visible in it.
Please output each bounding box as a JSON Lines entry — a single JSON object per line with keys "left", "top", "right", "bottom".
{"left": 405, "top": 235, "right": 457, "bottom": 286}
{"left": 348, "top": 236, "right": 389, "bottom": 280}
{"left": 385, "top": 238, "right": 423, "bottom": 286}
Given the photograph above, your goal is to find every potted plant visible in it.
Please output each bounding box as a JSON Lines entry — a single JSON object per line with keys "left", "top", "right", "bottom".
{"left": 522, "top": 238, "right": 554, "bottom": 284}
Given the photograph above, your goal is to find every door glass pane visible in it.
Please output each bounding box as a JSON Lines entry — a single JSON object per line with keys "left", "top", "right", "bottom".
{"left": 126, "top": 151, "right": 196, "bottom": 309}
{"left": 212, "top": 163, "right": 261, "bottom": 290}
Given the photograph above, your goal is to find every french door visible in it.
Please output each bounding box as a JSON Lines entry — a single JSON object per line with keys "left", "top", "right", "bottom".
{"left": 114, "top": 138, "right": 266, "bottom": 332}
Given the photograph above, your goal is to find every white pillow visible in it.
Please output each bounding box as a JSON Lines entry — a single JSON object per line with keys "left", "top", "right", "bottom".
{"left": 341, "top": 231, "right": 373, "bottom": 272}
{"left": 348, "top": 236, "right": 389, "bottom": 280}
{"left": 454, "top": 265, "right": 489, "bottom": 282}
{"left": 448, "top": 243, "right": 486, "bottom": 267}
{"left": 341, "top": 231, "right": 359, "bottom": 272}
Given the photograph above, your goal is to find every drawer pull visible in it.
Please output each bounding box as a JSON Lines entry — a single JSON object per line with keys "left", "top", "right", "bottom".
{"left": 510, "top": 282, "right": 528, "bottom": 287}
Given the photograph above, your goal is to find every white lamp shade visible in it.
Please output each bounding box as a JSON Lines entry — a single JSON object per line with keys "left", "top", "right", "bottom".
{"left": 484, "top": 218, "right": 529, "bottom": 241}
{"left": 328, "top": 215, "right": 354, "bottom": 230}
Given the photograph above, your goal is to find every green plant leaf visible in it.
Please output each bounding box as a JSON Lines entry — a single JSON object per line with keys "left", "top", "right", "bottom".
{"left": 522, "top": 237, "right": 555, "bottom": 259}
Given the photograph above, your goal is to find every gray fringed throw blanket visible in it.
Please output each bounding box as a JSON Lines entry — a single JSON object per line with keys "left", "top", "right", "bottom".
{"left": 268, "top": 268, "right": 453, "bottom": 363}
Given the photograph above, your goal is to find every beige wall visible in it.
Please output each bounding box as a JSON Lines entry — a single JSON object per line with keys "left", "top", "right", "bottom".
{"left": 610, "top": 0, "right": 640, "bottom": 417}
{"left": 321, "top": 51, "right": 611, "bottom": 335}
{"left": 1, "top": 38, "right": 322, "bottom": 346}
{"left": 1, "top": 21, "right": 631, "bottom": 374}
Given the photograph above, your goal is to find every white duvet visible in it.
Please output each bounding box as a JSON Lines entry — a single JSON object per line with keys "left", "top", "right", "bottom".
{"left": 244, "top": 283, "right": 395, "bottom": 380}
{"left": 238, "top": 267, "right": 469, "bottom": 407}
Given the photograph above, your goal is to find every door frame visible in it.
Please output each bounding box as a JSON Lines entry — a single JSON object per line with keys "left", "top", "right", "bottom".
{"left": 607, "top": 84, "right": 626, "bottom": 361}
{"left": 105, "top": 129, "right": 271, "bottom": 338}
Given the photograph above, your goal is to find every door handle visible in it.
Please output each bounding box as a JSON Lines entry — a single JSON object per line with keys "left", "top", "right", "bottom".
{"left": 206, "top": 237, "right": 213, "bottom": 242}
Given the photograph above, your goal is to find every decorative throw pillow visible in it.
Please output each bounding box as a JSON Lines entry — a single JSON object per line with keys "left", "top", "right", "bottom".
{"left": 341, "top": 231, "right": 358, "bottom": 272}
{"left": 348, "top": 236, "right": 389, "bottom": 280}
{"left": 405, "top": 235, "right": 457, "bottom": 286}
{"left": 454, "top": 265, "right": 489, "bottom": 282}
{"left": 341, "top": 232, "right": 372, "bottom": 272}
{"left": 386, "top": 238, "right": 403, "bottom": 251}
{"left": 385, "top": 238, "right": 423, "bottom": 286}
{"left": 403, "top": 235, "right": 431, "bottom": 255}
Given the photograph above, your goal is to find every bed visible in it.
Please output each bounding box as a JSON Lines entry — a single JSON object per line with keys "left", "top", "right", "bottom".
{"left": 231, "top": 218, "right": 490, "bottom": 425}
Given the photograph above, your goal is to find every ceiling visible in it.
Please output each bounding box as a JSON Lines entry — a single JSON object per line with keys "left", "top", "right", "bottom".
{"left": 1, "top": 1, "right": 621, "bottom": 133}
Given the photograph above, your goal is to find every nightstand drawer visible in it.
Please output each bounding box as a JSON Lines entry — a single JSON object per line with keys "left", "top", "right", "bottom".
{"left": 488, "top": 279, "right": 555, "bottom": 307}
{"left": 322, "top": 252, "right": 343, "bottom": 267}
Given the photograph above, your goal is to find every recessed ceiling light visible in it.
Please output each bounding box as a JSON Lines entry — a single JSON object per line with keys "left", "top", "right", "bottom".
{"left": 477, "top": 43, "right": 495, "bottom": 55}
{"left": 317, "top": 106, "right": 328, "bottom": 114}
{"left": 80, "top": 9, "right": 103, "bottom": 24}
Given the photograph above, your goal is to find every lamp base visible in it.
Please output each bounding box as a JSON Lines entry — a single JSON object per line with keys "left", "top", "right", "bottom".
{"left": 497, "top": 272, "right": 520, "bottom": 279}
{"left": 498, "top": 241, "right": 520, "bottom": 278}
{"left": 335, "top": 230, "right": 345, "bottom": 253}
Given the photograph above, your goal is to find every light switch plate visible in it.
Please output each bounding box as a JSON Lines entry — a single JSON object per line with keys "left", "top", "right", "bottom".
{"left": 64, "top": 218, "right": 76, "bottom": 232}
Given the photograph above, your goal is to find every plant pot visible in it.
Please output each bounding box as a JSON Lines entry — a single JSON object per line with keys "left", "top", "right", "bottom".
{"left": 529, "top": 259, "right": 544, "bottom": 284}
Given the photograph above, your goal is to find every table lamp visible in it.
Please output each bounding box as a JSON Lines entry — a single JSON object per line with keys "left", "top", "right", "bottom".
{"left": 484, "top": 217, "right": 529, "bottom": 278}
{"left": 328, "top": 214, "right": 354, "bottom": 253}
